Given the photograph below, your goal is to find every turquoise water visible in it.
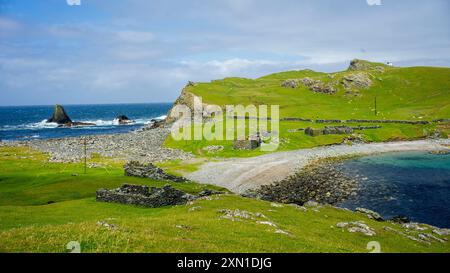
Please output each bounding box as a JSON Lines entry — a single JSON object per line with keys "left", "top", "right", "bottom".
{"left": 0, "top": 103, "right": 171, "bottom": 140}
{"left": 337, "top": 151, "right": 450, "bottom": 228}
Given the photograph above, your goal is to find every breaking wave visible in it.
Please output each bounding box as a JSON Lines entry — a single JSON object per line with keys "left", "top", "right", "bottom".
{"left": 0, "top": 115, "right": 167, "bottom": 131}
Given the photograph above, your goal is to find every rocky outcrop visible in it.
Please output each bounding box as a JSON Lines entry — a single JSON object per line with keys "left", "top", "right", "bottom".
{"left": 281, "top": 79, "right": 300, "bottom": 88}
{"left": 348, "top": 59, "right": 389, "bottom": 72}
{"left": 281, "top": 78, "right": 336, "bottom": 94}
{"left": 116, "top": 115, "right": 133, "bottom": 125}
{"left": 166, "top": 82, "right": 198, "bottom": 124}
{"left": 96, "top": 184, "right": 194, "bottom": 207}
{"left": 356, "top": 207, "right": 384, "bottom": 221}
{"left": 47, "top": 104, "right": 72, "bottom": 124}
{"left": 124, "top": 161, "right": 188, "bottom": 182}
{"left": 47, "top": 104, "right": 96, "bottom": 127}
{"left": 336, "top": 221, "right": 376, "bottom": 236}
{"left": 342, "top": 73, "right": 372, "bottom": 91}
{"left": 300, "top": 77, "right": 336, "bottom": 94}
{"left": 348, "top": 59, "right": 372, "bottom": 71}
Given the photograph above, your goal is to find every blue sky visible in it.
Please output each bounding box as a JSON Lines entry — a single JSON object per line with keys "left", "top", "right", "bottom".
{"left": 0, "top": 0, "right": 449, "bottom": 105}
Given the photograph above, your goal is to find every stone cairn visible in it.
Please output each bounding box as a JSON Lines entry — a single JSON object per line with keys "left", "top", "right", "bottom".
{"left": 124, "top": 161, "right": 188, "bottom": 182}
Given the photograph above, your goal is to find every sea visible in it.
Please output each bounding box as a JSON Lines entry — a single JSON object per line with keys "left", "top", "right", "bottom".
{"left": 0, "top": 103, "right": 171, "bottom": 141}
{"left": 336, "top": 151, "right": 450, "bottom": 228}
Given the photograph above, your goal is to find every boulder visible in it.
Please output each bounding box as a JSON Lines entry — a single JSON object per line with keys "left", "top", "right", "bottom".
{"left": 116, "top": 115, "right": 133, "bottom": 125}
{"left": 47, "top": 104, "right": 72, "bottom": 124}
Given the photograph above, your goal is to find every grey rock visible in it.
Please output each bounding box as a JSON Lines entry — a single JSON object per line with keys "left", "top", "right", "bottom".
{"left": 356, "top": 207, "right": 384, "bottom": 221}
{"left": 124, "top": 161, "right": 188, "bottom": 182}
{"left": 47, "top": 104, "right": 72, "bottom": 124}
{"left": 342, "top": 73, "right": 372, "bottom": 91}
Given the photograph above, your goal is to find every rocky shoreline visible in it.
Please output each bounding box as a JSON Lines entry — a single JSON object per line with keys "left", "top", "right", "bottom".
{"left": 244, "top": 160, "right": 359, "bottom": 205}
{"left": 244, "top": 153, "right": 450, "bottom": 232}
{"left": 4, "top": 126, "right": 193, "bottom": 163}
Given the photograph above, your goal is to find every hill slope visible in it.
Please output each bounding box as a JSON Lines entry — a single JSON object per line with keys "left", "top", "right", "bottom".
{"left": 164, "top": 60, "right": 450, "bottom": 157}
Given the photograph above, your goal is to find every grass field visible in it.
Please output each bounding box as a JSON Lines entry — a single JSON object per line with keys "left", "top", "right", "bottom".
{"left": 0, "top": 146, "right": 448, "bottom": 253}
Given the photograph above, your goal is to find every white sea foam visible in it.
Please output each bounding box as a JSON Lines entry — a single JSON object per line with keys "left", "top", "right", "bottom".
{"left": 0, "top": 116, "right": 166, "bottom": 131}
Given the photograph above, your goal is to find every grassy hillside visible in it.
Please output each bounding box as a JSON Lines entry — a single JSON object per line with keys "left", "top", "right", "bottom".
{"left": 0, "top": 146, "right": 448, "bottom": 253}
{"left": 184, "top": 61, "right": 450, "bottom": 120}
{"left": 164, "top": 60, "right": 450, "bottom": 157}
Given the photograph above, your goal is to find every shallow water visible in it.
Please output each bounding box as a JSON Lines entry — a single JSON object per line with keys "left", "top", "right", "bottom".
{"left": 336, "top": 151, "right": 450, "bottom": 228}
{"left": 0, "top": 103, "right": 171, "bottom": 140}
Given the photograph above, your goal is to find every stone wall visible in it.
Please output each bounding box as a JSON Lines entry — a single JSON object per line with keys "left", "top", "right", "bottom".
{"left": 346, "top": 119, "right": 429, "bottom": 125}
{"left": 96, "top": 184, "right": 193, "bottom": 207}
{"left": 124, "top": 161, "right": 188, "bottom": 182}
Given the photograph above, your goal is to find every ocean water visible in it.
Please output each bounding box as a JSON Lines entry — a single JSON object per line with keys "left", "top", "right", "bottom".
{"left": 0, "top": 103, "right": 171, "bottom": 141}
{"left": 336, "top": 151, "right": 450, "bottom": 228}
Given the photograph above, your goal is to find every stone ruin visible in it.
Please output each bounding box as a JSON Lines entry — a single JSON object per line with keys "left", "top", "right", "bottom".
{"left": 233, "top": 133, "right": 262, "bottom": 150}
{"left": 124, "top": 161, "right": 188, "bottom": 182}
{"left": 96, "top": 184, "right": 223, "bottom": 208}
{"left": 96, "top": 184, "right": 193, "bottom": 207}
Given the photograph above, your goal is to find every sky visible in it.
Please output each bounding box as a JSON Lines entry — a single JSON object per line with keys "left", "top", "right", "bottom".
{"left": 0, "top": 0, "right": 449, "bottom": 106}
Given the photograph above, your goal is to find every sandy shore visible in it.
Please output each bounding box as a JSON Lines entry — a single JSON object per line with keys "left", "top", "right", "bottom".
{"left": 186, "top": 139, "right": 450, "bottom": 194}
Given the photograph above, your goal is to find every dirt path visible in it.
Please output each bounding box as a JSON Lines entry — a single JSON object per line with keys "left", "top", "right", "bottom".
{"left": 185, "top": 139, "right": 450, "bottom": 194}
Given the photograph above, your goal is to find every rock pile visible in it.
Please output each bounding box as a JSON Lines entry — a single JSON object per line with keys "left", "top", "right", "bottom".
{"left": 96, "top": 184, "right": 194, "bottom": 208}
{"left": 246, "top": 163, "right": 358, "bottom": 205}
{"left": 124, "top": 161, "right": 188, "bottom": 182}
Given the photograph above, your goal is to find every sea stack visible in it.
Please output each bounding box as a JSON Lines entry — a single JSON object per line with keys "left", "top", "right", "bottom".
{"left": 47, "top": 104, "right": 72, "bottom": 124}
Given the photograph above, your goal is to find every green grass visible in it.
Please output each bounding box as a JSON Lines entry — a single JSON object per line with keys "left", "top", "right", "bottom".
{"left": 0, "top": 147, "right": 449, "bottom": 253}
